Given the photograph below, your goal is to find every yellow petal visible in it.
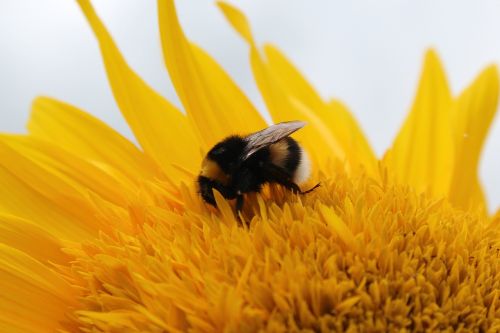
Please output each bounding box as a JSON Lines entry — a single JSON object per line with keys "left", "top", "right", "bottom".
{"left": 29, "top": 97, "right": 158, "bottom": 182}
{"left": 218, "top": 1, "right": 345, "bottom": 169}
{"left": 216, "top": 1, "right": 254, "bottom": 44}
{"left": 264, "top": 45, "right": 377, "bottom": 175}
{"left": 0, "top": 214, "right": 69, "bottom": 265}
{"left": 190, "top": 43, "right": 267, "bottom": 132}
{"left": 158, "top": 0, "right": 266, "bottom": 149}
{"left": 251, "top": 55, "right": 345, "bottom": 167}
{"left": 0, "top": 166, "right": 92, "bottom": 241}
{"left": 325, "top": 100, "right": 378, "bottom": 175}
{"left": 1, "top": 134, "right": 133, "bottom": 208}
{"left": 76, "top": 0, "right": 199, "bottom": 177}
{"left": 449, "top": 65, "right": 499, "bottom": 211}
{"left": 0, "top": 140, "right": 106, "bottom": 240}
{"left": 385, "top": 50, "right": 453, "bottom": 196}
{"left": 0, "top": 244, "right": 76, "bottom": 333}
{"left": 263, "top": 44, "right": 324, "bottom": 110}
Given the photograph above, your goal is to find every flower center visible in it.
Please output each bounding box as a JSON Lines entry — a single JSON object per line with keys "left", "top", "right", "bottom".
{"left": 63, "top": 168, "right": 500, "bottom": 331}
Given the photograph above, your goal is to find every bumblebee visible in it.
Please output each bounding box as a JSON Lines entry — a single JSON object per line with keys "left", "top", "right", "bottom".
{"left": 198, "top": 121, "right": 319, "bottom": 213}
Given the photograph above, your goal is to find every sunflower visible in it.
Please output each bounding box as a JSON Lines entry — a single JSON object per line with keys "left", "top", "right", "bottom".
{"left": 1, "top": 0, "right": 499, "bottom": 332}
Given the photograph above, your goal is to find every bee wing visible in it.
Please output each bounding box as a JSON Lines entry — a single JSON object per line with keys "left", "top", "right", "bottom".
{"left": 242, "top": 121, "right": 306, "bottom": 160}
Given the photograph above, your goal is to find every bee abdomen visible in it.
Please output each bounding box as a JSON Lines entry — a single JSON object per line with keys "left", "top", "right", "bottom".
{"left": 269, "top": 137, "right": 310, "bottom": 184}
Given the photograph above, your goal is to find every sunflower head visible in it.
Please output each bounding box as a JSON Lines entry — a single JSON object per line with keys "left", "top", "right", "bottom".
{"left": 0, "top": 0, "right": 499, "bottom": 332}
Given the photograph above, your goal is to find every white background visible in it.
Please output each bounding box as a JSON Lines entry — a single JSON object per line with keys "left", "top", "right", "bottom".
{"left": 2, "top": 0, "right": 500, "bottom": 211}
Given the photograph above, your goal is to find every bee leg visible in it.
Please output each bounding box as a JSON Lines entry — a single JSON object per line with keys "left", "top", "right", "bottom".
{"left": 300, "top": 182, "right": 321, "bottom": 194}
{"left": 263, "top": 163, "right": 319, "bottom": 195}
{"left": 285, "top": 180, "right": 320, "bottom": 195}
{"left": 288, "top": 182, "right": 302, "bottom": 193}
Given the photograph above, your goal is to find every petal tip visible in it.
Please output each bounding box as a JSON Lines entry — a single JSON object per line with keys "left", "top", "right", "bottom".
{"left": 423, "top": 48, "right": 444, "bottom": 70}
{"left": 217, "top": 1, "right": 253, "bottom": 44}
{"left": 483, "top": 64, "right": 499, "bottom": 82}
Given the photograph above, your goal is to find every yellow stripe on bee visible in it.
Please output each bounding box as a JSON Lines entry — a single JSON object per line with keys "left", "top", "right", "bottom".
{"left": 269, "top": 140, "right": 289, "bottom": 169}
{"left": 200, "top": 158, "right": 231, "bottom": 185}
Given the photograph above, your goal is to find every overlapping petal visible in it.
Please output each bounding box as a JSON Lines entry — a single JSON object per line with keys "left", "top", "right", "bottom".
{"left": 386, "top": 51, "right": 499, "bottom": 212}
{"left": 3, "top": 135, "right": 133, "bottom": 207}
{"left": 0, "top": 244, "right": 77, "bottom": 333}
{"left": 0, "top": 214, "right": 69, "bottom": 265}
{"left": 218, "top": 2, "right": 343, "bottom": 168}
{"left": 217, "top": 2, "right": 379, "bottom": 175}
{"left": 0, "top": 0, "right": 498, "bottom": 331}
{"left": 158, "top": 0, "right": 266, "bottom": 149}
{"left": 264, "top": 45, "right": 378, "bottom": 175}
{"left": 449, "top": 66, "right": 499, "bottom": 211}
{"left": 0, "top": 138, "right": 121, "bottom": 240}
{"left": 385, "top": 50, "right": 453, "bottom": 197}
{"left": 29, "top": 97, "right": 159, "bottom": 183}
{"left": 77, "top": 0, "right": 199, "bottom": 179}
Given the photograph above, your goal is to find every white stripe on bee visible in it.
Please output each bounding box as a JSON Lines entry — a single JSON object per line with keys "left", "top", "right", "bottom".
{"left": 293, "top": 147, "right": 311, "bottom": 184}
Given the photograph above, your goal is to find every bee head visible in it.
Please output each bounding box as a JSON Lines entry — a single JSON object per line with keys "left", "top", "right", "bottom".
{"left": 197, "top": 136, "right": 243, "bottom": 205}
{"left": 205, "top": 135, "right": 246, "bottom": 174}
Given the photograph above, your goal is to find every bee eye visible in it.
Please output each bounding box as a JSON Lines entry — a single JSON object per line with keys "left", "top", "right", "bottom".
{"left": 212, "top": 147, "right": 226, "bottom": 156}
